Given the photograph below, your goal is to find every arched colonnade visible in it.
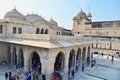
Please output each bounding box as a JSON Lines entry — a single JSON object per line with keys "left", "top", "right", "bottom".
{"left": 6, "top": 45, "right": 91, "bottom": 75}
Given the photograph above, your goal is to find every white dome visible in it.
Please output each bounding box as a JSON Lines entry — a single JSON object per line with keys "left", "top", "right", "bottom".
{"left": 4, "top": 8, "right": 24, "bottom": 20}
{"left": 49, "top": 18, "right": 58, "bottom": 26}
{"left": 25, "top": 14, "right": 45, "bottom": 22}
{"left": 76, "top": 9, "right": 87, "bottom": 19}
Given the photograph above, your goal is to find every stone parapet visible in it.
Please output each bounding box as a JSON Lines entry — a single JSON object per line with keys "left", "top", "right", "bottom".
{"left": 0, "top": 34, "right": 92, "bottom": 41}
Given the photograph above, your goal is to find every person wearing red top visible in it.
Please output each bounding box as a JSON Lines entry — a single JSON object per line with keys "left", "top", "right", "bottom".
{"left": 52, "top": 74, "right": 57, "bottom": 80}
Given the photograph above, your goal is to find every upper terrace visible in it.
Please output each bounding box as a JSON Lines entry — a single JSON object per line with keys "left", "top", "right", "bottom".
{"left": 0, "top": 34, "right": 93, "bottom": 48}
{"left": 0, "top": 34, "right": 91, "bottom": 41}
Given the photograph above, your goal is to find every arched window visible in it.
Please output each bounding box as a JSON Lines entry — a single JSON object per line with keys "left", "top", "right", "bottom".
{"left": 36, "top": 28, "right": 40, "bottom": 34}
{"left": 41, "top": 29, "right": 44, "bottom": 34}
{"left": 45, "top": 29, "right": 48, "bottom": 34}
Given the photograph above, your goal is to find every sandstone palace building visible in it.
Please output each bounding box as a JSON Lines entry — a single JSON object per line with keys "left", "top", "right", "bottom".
{"left": 0, "top": 8, "right": 120, "bottom": 79}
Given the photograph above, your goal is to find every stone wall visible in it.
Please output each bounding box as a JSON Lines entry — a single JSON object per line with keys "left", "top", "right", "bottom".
{"left": 0, "top": 43, "right": 8, "bottom": 63}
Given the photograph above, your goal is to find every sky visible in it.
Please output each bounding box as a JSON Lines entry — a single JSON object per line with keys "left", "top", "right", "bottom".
{"left": 0, "top": 0, "right": 120, "bottom": 29}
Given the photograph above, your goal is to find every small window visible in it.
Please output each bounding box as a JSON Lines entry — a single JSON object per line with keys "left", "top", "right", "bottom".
{"left": 59, "top": 32, "right": 60, "bottom": 35}
{"left": 41, "top": 29, "right": 44, "bottom": 34}
{"left": 13, "top": 27, "right": 16, "bottom": 34}
{"left": 56, "top": 32, "right": 58, "bottom": 35}
{"left": 18, "top": 27, "right": 22, "bottom": 34}
{"left": 45, "top": 29, "right": 48, "bottom": 34}
{"left": 36, "top": 28, "right": 40, "bottom": 34}
{"left": 0, "top": 25, "right": 3, "bottom": 33}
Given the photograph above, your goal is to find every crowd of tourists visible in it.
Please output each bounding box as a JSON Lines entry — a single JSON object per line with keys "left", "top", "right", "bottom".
{"left": 4, "top": 64, "right": 46, "bottom": 80}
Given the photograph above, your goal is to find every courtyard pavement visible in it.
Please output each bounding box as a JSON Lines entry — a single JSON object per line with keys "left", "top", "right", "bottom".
{"left": 0, "top": 54, "right": 120, "bottom": 80}
{"left": 62, "top": 54, "right": 120, "bottom": 80}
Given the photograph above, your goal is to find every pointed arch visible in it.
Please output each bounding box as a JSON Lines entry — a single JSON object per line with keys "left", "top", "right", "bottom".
{"left": 12, "top": 47, "right": 17, "bottom": 64}
{"left": 18, "top": 48, "right": 24, "bottom": 67}
{"left": 82, "top": 47, "right": 86, "bottom": 63}
{"left": 76, "top": 48, "right": 81, "bottom": 63}
{"left": 7, "top": 46, "right": 11, "bottom": 63}
{"left": 68, "top": 49, "right": 75, "bottom": 71}
{"left": 54, "top": 52, "right": 65, "bottom": 72}
{"left": 29, "top": 51, "right": 42, "bottom": 74}
{"left": 87, "top": 46, "right": 91, "bottom": 57}
{"left": 87, "top": 46, "right": 91, "bottom": 64}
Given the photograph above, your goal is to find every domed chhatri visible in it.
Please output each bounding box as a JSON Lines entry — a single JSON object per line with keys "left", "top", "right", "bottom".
{"left": 87, "top": 12, "right": 92, "bottom": 18}
{"left": 4, "top": 8, "right": 24, "bottom": 20}
{"left": 25, "top": 14, "right": 45, "bottom": 22}
{"left": 49, "top": 18, "right": 58, "bottom": 26}
{"left": 76, "top": 9, "right": 87, "bottom": 19}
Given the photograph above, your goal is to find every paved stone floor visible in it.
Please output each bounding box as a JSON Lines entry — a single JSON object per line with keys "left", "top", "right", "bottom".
{"left": 63, "top": 54, "right": 120, "bottom": 80}
{"left": 91, "top": 65, "right": 120, "bottom": 80}
{"left": 0, "top": 64, "right": 16, "bottom": 80}
{"left": 0, "top": 54, "right": 120, "bottom": 80}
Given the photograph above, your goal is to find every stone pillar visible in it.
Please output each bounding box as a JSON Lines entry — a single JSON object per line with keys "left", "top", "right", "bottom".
{"left": 41, "top": 57, "right": 55, "bottom": 80}
{"left": 7, "top": 46, "right": 11, "bottom": 63}
{"left": 80, "top": 49, "right": 82, "bottom": 64}
{"left": 85, "top": 47, "right": 88, "bottom": 63}
{"left": 16, "top": 48, "right": 19, "bottom": 64}
{"left": 23, "top": 48, "right": 29, "bottom": 71}
{"left": 74, "top": 50, "right": 76, "bottom": 65}
{"left": 81, "top": 49, "right": 84, "bottom": 64}
{"left": 90, "top": 46, "right": 92, "bottom": 61}
{"left": 10, "top": 47, "right": 13, "bottom": 64}
{"left": 64, "top": 51, "right": 69, "bottom": 73}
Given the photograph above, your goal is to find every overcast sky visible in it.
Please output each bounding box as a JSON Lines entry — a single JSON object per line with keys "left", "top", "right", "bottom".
{"left": 0, "top": 0, "right": 120, "bottom": 29}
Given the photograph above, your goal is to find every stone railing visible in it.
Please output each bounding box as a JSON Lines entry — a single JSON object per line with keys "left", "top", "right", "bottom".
{"left": 85, "top": 28, "right": 120, "bottom": 37}
{"left": 0, "top": 34, "right": 49, "bottom": 41}
{"left": 0, "top": 34, "right": 92, "bottom": 41}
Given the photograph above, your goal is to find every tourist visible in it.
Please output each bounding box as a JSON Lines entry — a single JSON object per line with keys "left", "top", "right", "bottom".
{"left": 42, "top": 74, "right": 46, "bottom": 80}
{"left": 102, "top": 53, "right": 104, "bottom": 57}
{"left": 91, "top": 60, "right": 94, "bottom": 67}
{"left": 9, "top": 72, "right": 12, "bottom": 80}
{"left": 71, "top": 69, "right": 75, "bottom": 80}
{"left": 87, "top": 57, "right": 90, "bottom": 65}
{"left": 16, "top": 64, "right": 20, "bottom": 75}
{"left": 76, "top": 65, "right": 78, "bottom": 72}
{"left": 111, "top": 55, "right": 114, "bottom": 64}
{"left": 82, "top": 64, "right": 85, "bottom": 72}
{"left": 94, "top": 59, "right": 96, "bottom": 66}
{"left": 5, "top": 72, "right": 8, "bottom": 80}
{"left": 52, "top": 74, "right": 57, "bottom": 80}
{"left": 27, "top": 69, "right": 31, "bottom": 80}
{"left": 22, "top": 73, "right": 27, "bottom": 80}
